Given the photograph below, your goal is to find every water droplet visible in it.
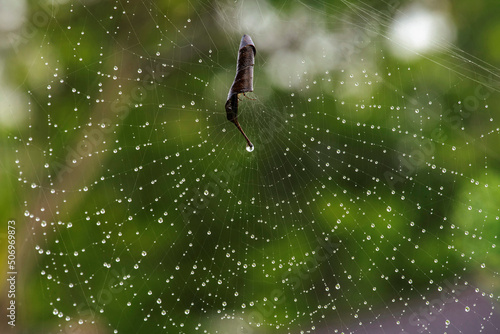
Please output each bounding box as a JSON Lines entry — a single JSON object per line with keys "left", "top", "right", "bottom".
{"left": 246, "top": 145, "right": 254, "bottom": 152}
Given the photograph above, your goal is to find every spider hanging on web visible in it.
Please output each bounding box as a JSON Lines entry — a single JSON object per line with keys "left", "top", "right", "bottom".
{"left": 225, "top": 34, "right": 256, "bottom": 152}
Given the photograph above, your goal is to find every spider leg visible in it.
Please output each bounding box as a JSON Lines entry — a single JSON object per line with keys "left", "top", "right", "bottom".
{"left": 242, "top": 93, "right": 256, "bottom": 100}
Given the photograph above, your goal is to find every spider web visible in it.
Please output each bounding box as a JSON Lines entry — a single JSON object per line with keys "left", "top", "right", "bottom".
{"left": 12, "top": 0, "right": 500, "bottom": 333}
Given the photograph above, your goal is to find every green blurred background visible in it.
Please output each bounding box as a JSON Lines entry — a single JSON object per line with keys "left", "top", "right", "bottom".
{"left": 1, "top": 0, "right": 500, "bottom": 333}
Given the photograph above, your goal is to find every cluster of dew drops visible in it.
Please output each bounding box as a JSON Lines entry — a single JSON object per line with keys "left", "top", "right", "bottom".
{"left": 12, "top": 3, "right": 500, "bottom": 333}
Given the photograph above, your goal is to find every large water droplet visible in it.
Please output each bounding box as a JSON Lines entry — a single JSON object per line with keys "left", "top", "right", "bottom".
{"left": 246, "top": 144, "right": 254, "bottom": 152}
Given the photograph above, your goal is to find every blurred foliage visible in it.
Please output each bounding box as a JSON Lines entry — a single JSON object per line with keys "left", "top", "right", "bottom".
{"left": 1, "top": 0, "right": 500, "bottom": 333}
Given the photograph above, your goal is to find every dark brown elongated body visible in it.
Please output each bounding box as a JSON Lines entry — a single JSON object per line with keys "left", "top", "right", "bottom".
{"left": 225, "top": 34, "right": 255, "bottom": 150}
